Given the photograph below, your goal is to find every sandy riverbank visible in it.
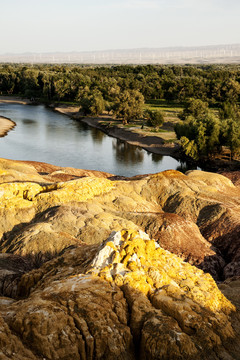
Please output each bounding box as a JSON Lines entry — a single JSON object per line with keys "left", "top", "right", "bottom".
{"left": 0, "top": 98, "right": 238, "bottom": 170}
{"left": 54, "top": 105, "right": 181, "bottom": 158}
{"left": 0, "top": 116, "right": 16, "bottom": 137}
{"left": 0, "top": 97, "right": 180, "bottom": 157}
{"left": 0, "top": 96, "right": 31, "bottom": 105}
{"left": 0, "top": 96, "right": 29, "bottom": 136}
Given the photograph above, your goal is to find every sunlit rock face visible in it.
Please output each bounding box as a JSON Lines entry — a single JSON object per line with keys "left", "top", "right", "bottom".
{"left": 0, "top": 159, "right": 239, "bottom": 280}
{"left": 0, "top": 158, "right": 240, "bottom": 359}
{"left": 0, "top": 230, "right": 239, "bottom": 360}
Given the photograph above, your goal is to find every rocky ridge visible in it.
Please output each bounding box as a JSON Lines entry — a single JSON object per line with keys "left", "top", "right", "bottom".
{"left": 1, "top": 230, "right": 239, "bottom": 360}
{"left": 0, "top": 158, "right": 239, "bottom": 359}
{"left": 0, "top": 158, "right": 239, "bottom": 280}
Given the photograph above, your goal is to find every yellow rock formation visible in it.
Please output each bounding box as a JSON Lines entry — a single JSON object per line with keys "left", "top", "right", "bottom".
{"left": 1, "top": 229, "right": 236, "bottom": 360}
{"left": 0, "top": 177, "right": 114, "bottom": 210}
{"left": 0, "top": 158, "right": 240, "bottom": 359}
{"left": 87, "top": 230, "right": 235, "bottom": 315}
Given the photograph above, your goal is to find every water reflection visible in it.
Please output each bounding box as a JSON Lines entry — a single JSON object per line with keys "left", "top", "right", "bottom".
{"left": 90, "top": 126, "right": 105, "bottom": 144}
{"left": 0, "top": 104, "right": 197, "bottom": 177}
{"left": 22, "top": 119, "right": 37, "bottom": 125}
{"left": 112, "top": 139, "right": 144, "bottom": 164}
{"left": 151, "top": 152, "right": 163, "bottom": 163}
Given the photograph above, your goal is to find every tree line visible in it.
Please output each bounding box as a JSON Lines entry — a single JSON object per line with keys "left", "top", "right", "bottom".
{"left": 175, "top": 99, "right": 240, "bottom": 160}
{"left": 0, "top": 63, "right": 240, "bottom": 160}
{"left": 1, "top": 63, "right": 240, "bottom": 106}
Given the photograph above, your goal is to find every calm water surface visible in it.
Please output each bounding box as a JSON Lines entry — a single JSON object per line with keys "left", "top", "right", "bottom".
{"left": 0, "top": 104, "right": 192, "bottom": 177}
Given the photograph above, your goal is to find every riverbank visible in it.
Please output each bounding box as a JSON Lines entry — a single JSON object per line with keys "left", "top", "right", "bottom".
{"left": 0, "top": 97, "right": 180, "bottom": 157}
{"left": 54, "top": 104, "right": 240, "bottom": 171}
{"left": 0, "top": 97, "right": 239, "bottom": 171}
{"left": 54, "top": 104, "right": 181, "bottom": 158}
{"left": 0, "top": 116, "right": 16, "bottom": 137}
{"left": 0, "top": 96, "right": 31, "bottom": 105}
{"left": 0, "top": 97, "right": 31, "bottom": 137}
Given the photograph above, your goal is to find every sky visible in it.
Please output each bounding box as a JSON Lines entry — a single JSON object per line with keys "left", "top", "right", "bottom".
{"left": 0, "top": 0, "right": 239, "bottom": 54}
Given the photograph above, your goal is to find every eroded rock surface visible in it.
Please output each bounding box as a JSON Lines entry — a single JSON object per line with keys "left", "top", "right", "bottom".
{"left": 0, "top": 230, "right": 239, "bottom": 360}
{"left": 0, "top": 159, "right": 239, "bottom": 281}
{"left": 0, "top": 158, "right": 240, "bottom": 359}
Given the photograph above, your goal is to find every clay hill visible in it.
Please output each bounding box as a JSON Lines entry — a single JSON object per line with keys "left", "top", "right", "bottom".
{"left": 0, "top": 158, "right": 239, "bottom": 359}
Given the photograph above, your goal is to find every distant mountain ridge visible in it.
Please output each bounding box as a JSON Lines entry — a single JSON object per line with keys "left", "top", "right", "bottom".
{"left": 1, "top": 44, "right": 240, "bottom": 64}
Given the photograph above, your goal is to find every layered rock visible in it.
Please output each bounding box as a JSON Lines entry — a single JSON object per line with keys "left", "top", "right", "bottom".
{"left": 0, "top": 230, "right": 239, "bottom": 360}
{"left": 0, "top": 159, "right": 239, "bottom": 281}
{"left": 0, "top": 158, "right": 240, "bottom": 359}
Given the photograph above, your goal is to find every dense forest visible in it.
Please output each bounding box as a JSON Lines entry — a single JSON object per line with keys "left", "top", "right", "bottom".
{"left": 1, "top": 63, "right": 240, "bottom": 104}
{"left": 0, "top": 63, "right": 240, "bottom": 160}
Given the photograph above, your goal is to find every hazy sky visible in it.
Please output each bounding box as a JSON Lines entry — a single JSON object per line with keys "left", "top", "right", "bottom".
{"left": 0, "top": 0, "right": 239, "bottom": 53}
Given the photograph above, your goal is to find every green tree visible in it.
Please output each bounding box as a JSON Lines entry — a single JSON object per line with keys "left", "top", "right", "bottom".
{"left": 79, "top": 96, "right": 91, "bottom": 115}
{"left": 144, "top": 109, "right": 164, "bottom": 129}
{"left": 0, "top": 69, "right": 16, "bottom": 95}
{"left": 20, "top": 68, "right": 40, "bottom": 98}
{"left": 221, "top": 118, "right": 240, "bottom": 159}
{"left": 113, "top": 89, "right": 144, "bottom": 124}
{"left": 180, "top": 98, "right": 209, "bottom": 120}
{"left": 54, "top": 78, "right": 69, "bottom": 101}
{"left": 175, "top": 113, "right": 221, "bottom": 159}
{"left": 79, "top": 90, "right": 105, "bottom": 116}
{"left": 219, "top": 101, "right": 240, "bottom": 120}
{"left": 180, "top": 136, "right": 199, "bottom": 160}
{"left": 221, "top": 79, "right": 240, "bottom": 103}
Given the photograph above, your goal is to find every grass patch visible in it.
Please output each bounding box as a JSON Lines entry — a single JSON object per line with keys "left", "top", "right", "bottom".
{"left": 144, "top": 99, "right": 182, "bottom": 135}
{"left": 145, "top": 99, "right": 184, "bottom": 112}
{"left": 144, "top": 100, "right": 183, "bottom": 120}
{"left": 55, "top": 100, "right": 79, "bottom": 106}
{"left": 149, "top": 128, "right": 169, "bottom": 133}
{"left": 164, "top": 138, "right": 178, "bottom": 143}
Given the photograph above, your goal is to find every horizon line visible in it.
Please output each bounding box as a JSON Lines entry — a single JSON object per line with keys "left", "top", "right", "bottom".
{"left": 1, "top": 43, "right": 240, "bottom": 56}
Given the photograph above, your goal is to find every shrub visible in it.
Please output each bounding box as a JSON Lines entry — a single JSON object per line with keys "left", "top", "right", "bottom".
{"left": 144, "top": 109, "right": 164, "bottom": 129}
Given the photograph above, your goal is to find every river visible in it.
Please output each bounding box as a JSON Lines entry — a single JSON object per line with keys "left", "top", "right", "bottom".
{"left": 0, "top": 103, "right": 194, "bottom": 177}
